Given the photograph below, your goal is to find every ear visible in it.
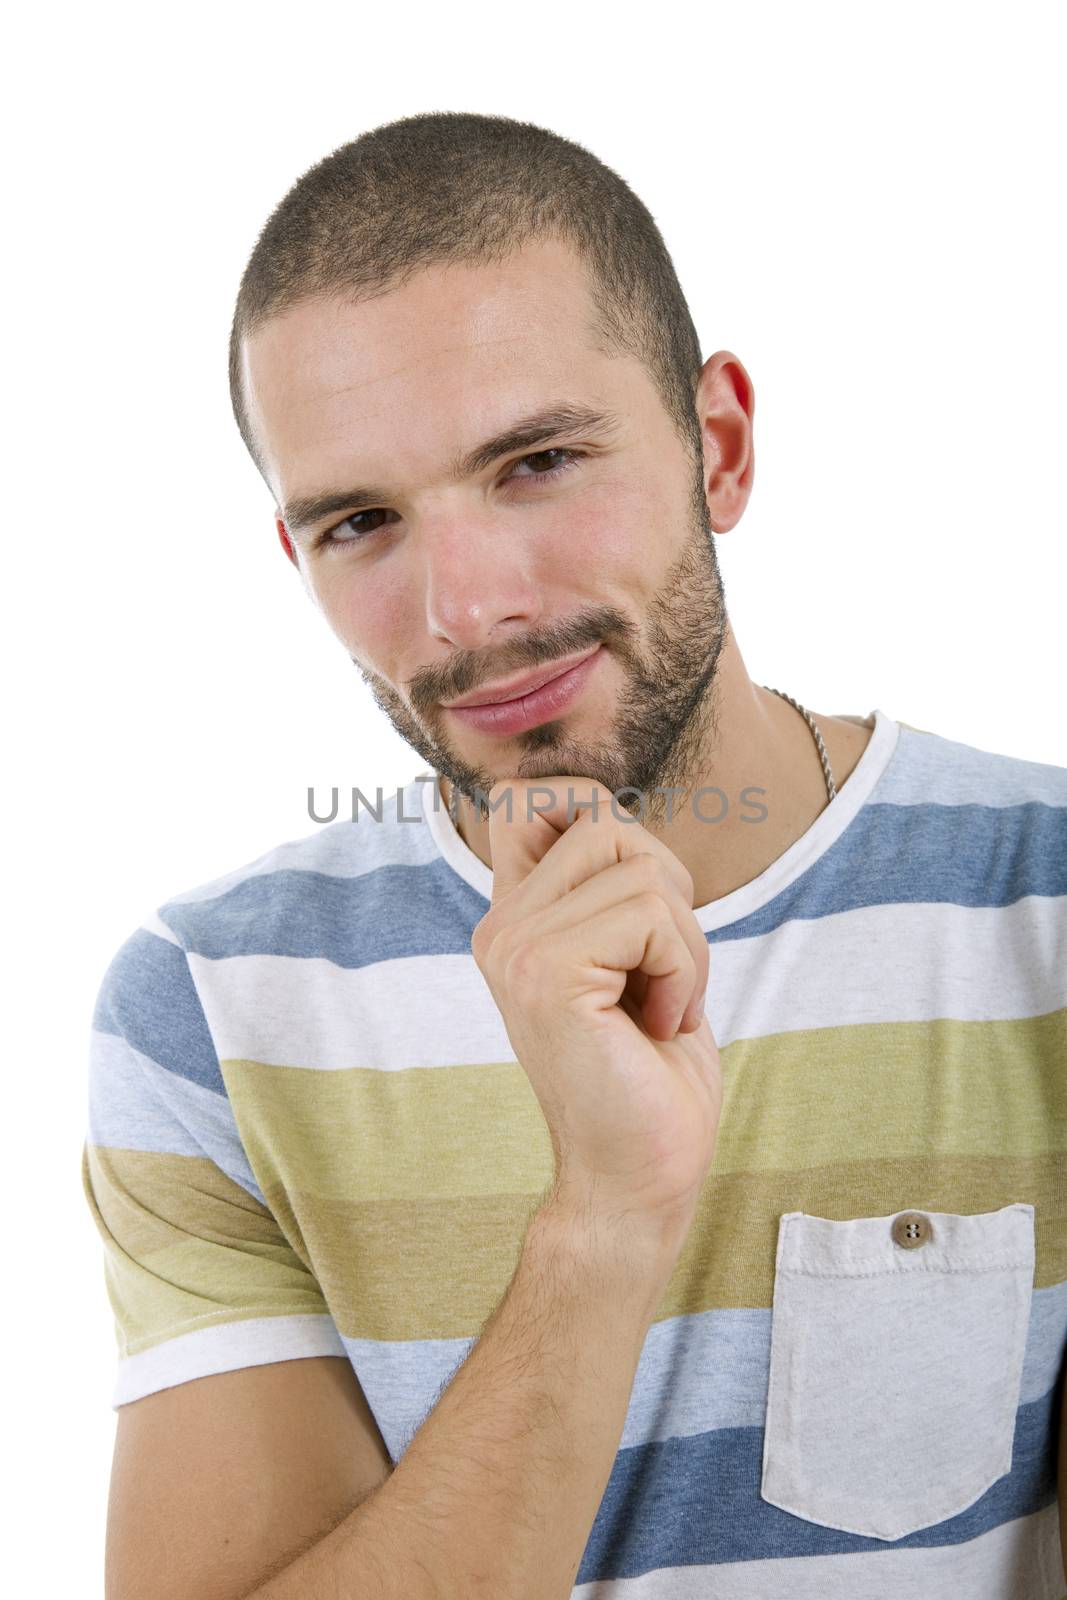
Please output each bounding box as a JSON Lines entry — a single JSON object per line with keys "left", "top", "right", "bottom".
{"left": 695, "top": 351, "right": 755, "bottom": 534}
{"left": 276, "top": 518, "right": 299, "bottom": 567}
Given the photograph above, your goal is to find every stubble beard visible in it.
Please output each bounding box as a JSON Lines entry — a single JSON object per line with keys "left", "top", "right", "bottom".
{"left": 354, "top": 474, "right": 728, "bottom": 832}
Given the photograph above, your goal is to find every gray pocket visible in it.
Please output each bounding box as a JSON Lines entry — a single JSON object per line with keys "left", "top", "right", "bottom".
{"left": 759, "top": 1203, "right": 1035, "bottom": 1541}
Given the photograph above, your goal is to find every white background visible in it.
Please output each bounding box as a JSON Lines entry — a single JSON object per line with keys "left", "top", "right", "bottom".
{"left": 4, "top": 1, "right": 1064, "bottom": 1588}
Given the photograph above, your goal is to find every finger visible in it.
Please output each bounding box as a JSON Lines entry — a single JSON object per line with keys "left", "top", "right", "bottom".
{"left": 485, "top": 776, "right": 695, "bottom": 913}
{"left": 543, "top": 893, "right": 700, "bottom": 1042}
{"left": 498, "top": 852, "right": 710, "bottom": 1035}
{"left": 484, "top": 777, "right": 615, "bottom": 906}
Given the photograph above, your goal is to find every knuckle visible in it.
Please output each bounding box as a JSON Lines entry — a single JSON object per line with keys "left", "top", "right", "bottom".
{"left": 629, "top": 849, "right": 690, "bottom": 908}
{"left": 634, "top": 887, "right": 672, "bottom": 924}
{"left": 472, "top": 907, "right": 515, "bottom": 977}
{"left": 628, "top": 850, "right": 663, "bottom": 888}
{"left": 470, "top": 910, "right": 496, "bottom": 965}
{"left": 503, "top": 936, "right": 549, "bottom": 997}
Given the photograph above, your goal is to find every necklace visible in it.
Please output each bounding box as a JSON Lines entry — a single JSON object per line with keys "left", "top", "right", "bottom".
{"left": 762, "top": 686, "right": 837, "bottom": 805}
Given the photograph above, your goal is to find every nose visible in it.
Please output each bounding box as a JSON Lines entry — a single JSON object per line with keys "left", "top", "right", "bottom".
{"left": 421, "top": 514, "right": 543, "bottom": 651}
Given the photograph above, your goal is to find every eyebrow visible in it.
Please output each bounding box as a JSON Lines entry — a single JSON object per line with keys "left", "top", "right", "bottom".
{"left": 280, "top": 403, "right": 623, "bottom": 535}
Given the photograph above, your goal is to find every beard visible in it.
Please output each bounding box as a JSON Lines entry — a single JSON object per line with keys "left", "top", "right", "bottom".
{"left": 352, "top": 463, "right": 729, "bottom": 831}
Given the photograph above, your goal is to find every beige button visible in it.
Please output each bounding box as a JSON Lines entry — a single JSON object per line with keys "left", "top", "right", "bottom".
{"left": 891, "top": 1211, "right": 932, "bottom": 1249}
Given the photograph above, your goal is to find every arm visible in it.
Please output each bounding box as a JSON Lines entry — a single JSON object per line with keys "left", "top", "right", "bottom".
{"left": 103, "top": 780, "right": 713, "bottom": 1599}
{"left": 107, "top": 1355, "right": 394, "bottom": 1600}
{"left": 245, "top": 1200, "right": 681, "bottom": 1600}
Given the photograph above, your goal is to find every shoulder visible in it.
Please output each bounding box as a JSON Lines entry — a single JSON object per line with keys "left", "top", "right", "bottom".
{"left": 860, "top": 719, "right": 1067, "bottom": 916}
{"left": 94, "top": 776, "right": 442, "bottom": 1025}
{"left": 151, "top": 776, "right": 445, "bottom": 961}
{"left": 872, "top": 719, "right": 1067, "bottom": 810}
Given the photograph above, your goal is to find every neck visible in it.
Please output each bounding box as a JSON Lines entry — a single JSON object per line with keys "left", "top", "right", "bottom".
{"left": 439, "top": 622, "right": 873, "bottom": 910}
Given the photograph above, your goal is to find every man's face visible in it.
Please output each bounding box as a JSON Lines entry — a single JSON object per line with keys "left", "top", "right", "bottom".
{"left": 240, "top": 235, "right": 728, "bottom": 816}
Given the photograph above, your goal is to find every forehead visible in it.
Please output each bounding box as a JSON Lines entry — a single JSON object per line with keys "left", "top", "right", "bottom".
{"left": 240, "top": 235, "right": 622, "bottom": 495}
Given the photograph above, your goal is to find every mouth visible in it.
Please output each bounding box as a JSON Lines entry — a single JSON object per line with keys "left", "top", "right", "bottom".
{"left": 441, "top": 646, "right": 602, "bottom": 709}
{"left": 443, "top": 646, "right": 604, "bottom": 737}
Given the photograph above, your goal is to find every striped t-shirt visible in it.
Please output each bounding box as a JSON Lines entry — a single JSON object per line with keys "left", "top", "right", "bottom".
{"left": 82, "top": 706, "right": 1067, "bottom": 1598}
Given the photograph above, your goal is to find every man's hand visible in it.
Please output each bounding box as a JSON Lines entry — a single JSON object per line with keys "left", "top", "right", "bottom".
{"left": 471, "top": 777, "right": 723, "bottom": 1244}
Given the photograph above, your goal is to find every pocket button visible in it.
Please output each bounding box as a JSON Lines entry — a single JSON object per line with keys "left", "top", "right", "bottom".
{"left": 891, "top": 1211, "right": 932, "bottom": 1249}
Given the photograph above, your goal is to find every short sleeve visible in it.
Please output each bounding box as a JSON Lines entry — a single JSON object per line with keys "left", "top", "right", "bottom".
{"left": 82, "top": 916, "right": 347, "bottom": 1409}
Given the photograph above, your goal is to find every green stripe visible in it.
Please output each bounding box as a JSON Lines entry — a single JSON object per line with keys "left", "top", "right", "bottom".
{"left": 259, "top": 1153, "right": 1064, "bottom": 1341}
{"left": 221, "top": 1009, "right": 1067, "bottom": 1200}
{"left": 83, "top": 1144, "right": 332, "bottom": 1356}
{"left": 87, "top": 1004, "right": 1066, "bottom": 1348}
{"left": 220, "top": 1011, "right": 1066, "bottom": 1338}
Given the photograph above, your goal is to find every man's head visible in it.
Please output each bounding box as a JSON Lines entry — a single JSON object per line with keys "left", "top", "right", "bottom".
{"left": 230, "top": 112, "right": 755, "bottom": 820}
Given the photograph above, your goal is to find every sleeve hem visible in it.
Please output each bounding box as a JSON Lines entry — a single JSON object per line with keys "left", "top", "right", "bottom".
{"left": 111, "top": 1312, "right": 348, "bottom": 1409}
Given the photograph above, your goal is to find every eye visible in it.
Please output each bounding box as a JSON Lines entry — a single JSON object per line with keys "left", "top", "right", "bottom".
{"left": 507, "top": 447, "right": 582, "bottom": 482}
{"left": 315, "top": 447, "right": 584, "bottom": 550}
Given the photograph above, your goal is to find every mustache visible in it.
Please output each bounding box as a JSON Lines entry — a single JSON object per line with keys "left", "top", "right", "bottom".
{"left": 403, "top": 605, "right": 636, "bottom": 718}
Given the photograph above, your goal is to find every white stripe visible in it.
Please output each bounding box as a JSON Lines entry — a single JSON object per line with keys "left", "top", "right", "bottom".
{"left": 190, "top": 950, "right": 512, "bottom": 1069}
{"left": 187, "top": 895, "right": 1067, "bottom": 1073}
{"left": 112, "top": 1314, "right": 348, "bottom": 1407}
{"left": 877, "top": 727, "right": 1067, "bottom": 807}
{"left": 715, "top": 893, "right": 1067, "bottom": 1039}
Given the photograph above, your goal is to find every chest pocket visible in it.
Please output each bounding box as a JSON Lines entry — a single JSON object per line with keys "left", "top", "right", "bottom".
{"left": 759, "top": 1202, "right": 1035, "bottom": 1542}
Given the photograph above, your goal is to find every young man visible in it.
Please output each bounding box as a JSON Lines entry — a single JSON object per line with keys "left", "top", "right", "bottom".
{"left": 83, "top": 112, "right": 1067, "bottom": 1599}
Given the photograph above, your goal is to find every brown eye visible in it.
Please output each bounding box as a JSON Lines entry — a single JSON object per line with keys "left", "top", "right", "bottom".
{"left": 508, "top": 447, "right": 582, "bottom": 481}
{"left": 317, "top": 507, "right": 396, "bottom": 549}
{"left": 317, "top": 447, "right": 583, "bottom": 552}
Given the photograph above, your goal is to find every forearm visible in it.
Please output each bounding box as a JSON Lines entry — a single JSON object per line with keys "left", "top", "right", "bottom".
{"left": 248, "top": 1203, "right": 680, "bottom": 1600}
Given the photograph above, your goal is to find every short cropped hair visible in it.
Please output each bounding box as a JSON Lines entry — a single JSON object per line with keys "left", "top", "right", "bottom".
{"left": 227, "top": 111, "right": 706, "bottom": 482}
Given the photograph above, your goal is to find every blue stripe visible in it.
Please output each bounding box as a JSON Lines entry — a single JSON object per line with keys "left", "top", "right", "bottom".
{"left": 152, "top": 803, "right": 1067, "bottom": 965}
{"left": 576, "top": 1380, "right": 1059, "bottom": 1580}
{"left": 160, "top": 858, "right": 489, "bottom": 965}
{"left": 92, "top": 927, "right": 225, "bottom": 1095}
{"left": 340, "top": 1277, "right": 1067, "bottom": 1468}
{"left": 710, "top": 800, "right": 1067, "bottom": 945}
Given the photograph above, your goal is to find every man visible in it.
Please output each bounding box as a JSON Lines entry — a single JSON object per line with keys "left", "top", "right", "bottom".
{"left": 83, "top": 111, "right": 1067, "bottom": 1598}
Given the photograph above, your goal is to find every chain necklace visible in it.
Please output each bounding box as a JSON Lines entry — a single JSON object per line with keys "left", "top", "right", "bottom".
{"left": 762, "top": 686, "right": 837, "bottom": 804}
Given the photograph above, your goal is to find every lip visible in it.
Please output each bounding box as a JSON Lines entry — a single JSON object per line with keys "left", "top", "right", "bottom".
{"left": 441, "top": 646, "right": 602, "bottom": 708}
{"left": 445, "top": 646, "right": 604, "bottom": 737}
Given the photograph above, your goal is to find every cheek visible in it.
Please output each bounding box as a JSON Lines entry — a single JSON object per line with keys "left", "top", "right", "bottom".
{"left": 306, "top": 561, "right": 411, "bottom": 676}
{"left": 358, "top": 573, "right": 411, "bottom": 649}
{"left": 547, "top": 477, "right": 662, "bottom": 589}
{"left": 304, "top": 472, "right": 670, "bottom": 660}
